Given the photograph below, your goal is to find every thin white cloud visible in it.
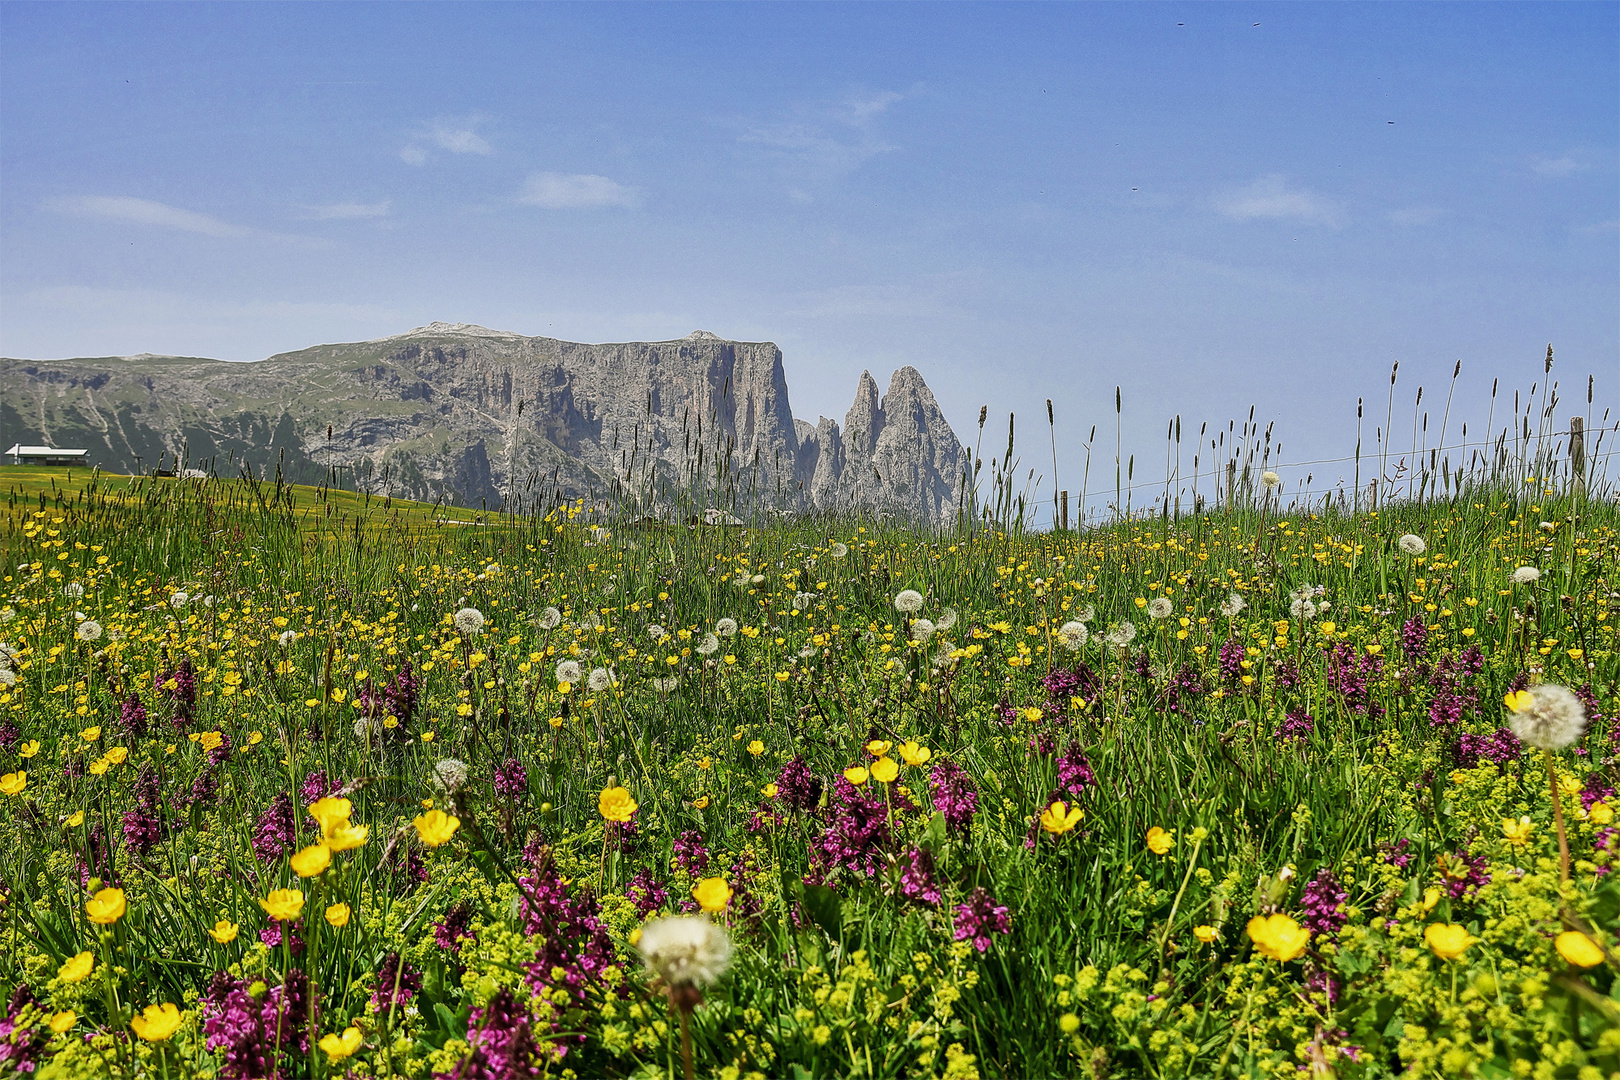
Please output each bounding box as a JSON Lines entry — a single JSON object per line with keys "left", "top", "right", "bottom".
{"left": 45, "top": 195, "right": 324, "bottom": 245}
{"left": 48, "top": 195, "right": 252, "bottom": 238}
{"left": 517, "top": 172, "right": 639, "bottom": 210}
{"left": 428, "top": 123, "right": 492, "bottom": 155}
{"left": 400, "top": 117, "right": 493, "bottom": 165}
{"left": 1531, "top": 155, "right": 1579, "bottom": 178}
{"left": 1389, "top": 205, "right": 1445, "bottom": 226}
{"left": 300, "top": 200, "right": 392, "bottom": 220}
{"left": 734, "top": 86, "right": 915, "bottom": 194}
{"left": 1215, "top": 175, "right": 1345, "bottom": 228}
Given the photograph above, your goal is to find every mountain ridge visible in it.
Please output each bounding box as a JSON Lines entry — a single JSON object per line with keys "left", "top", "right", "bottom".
{"left": 0, "top": 324, "right": 969, "bottom": 523}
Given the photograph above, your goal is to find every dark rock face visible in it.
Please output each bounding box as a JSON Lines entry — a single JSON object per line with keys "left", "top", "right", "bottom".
{"left": 0, "top": 323, "right": 968, "bottom": 523}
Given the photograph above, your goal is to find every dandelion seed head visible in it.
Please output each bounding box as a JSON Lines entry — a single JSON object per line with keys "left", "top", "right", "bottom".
{"left": 715, "top": 618, "right": 738, "bottom": 638}
{"left": 1397, "top": 534, "right": 1427, "bottom": 556}
{"left": 911, "top": 619, "right": 936, "bottom": 643}
{"left": 432, "top": 758, "right": 470, "bottom": 794}
{"left": 1104, "top": 621, "right": 1137, "bottom": 648}
{"left": 894, "top": 589, "right": 924, "bottom": 613}
{"left": 588, "top": 667, "right": 613, "bottom": 692}
{"left": 1507, "top": 683, "right": 1586, "bottom": 751}
{"left": 555, "top": 660, "right": 583, "bottom": 685}
{"left": 453, "top": 608, "right": 484, "bottom": 635}
{"left": 937, "top": 608, "right": 958, "bottom": 631}
{"left": 1058, "top": 622, "right": 1088, "bottom": 651}
{"left": 76, "top": 620, "right": 103, "bottom": 643}
{"left": 537, "top": 606, "right": 562, "bottom": 630}
{"left": 637, "top": 916, "right": 733, "bottom": 987}
{"left": 696, "top": 633, "right": 720, "bottom": 656}
{"left": 1147, "top": 598, "right": 1173, "bottom": 620}
{"left": 1261, "top": 471, "right": 1281, "bottom": 489}
{"left": 1511, "top": 566, "right": 1540, "bottom": 585}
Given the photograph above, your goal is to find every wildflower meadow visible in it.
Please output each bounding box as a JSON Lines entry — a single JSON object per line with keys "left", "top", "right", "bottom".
{"left": 0, "top": 464, "right": 1616, "bottom": 1078}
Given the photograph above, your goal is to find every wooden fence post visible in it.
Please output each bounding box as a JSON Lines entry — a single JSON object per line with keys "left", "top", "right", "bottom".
{"left": 1060, "top": 490, "right": 1069, "bottom": 531}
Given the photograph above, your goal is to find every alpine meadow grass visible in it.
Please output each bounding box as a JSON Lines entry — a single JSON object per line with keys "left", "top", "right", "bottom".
{"left": 0, "top": 454, "right": 1616, "bottom": 1078}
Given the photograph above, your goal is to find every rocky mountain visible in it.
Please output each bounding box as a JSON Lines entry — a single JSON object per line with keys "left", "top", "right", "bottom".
{"left": 0, "top": 323, "right": 969, "bottom": 524}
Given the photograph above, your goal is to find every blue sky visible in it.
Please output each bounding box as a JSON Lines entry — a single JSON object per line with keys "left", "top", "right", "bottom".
{"left": 2, "top": 2, "right": 1615, "bottom": 517}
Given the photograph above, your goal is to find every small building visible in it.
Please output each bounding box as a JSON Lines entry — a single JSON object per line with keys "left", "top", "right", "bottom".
{"left": 6, "top": 444, "right": 90, "bottom": 466}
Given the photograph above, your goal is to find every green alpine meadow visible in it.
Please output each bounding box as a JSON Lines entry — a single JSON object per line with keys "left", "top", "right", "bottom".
{"left": 0, "top": 457, "right": 1615, "bottom": 1078}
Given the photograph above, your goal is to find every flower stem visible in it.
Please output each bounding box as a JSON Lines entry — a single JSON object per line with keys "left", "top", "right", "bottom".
{"left": 679, "top": 1004, "right": 694, "bottom": 1080}
{"left": 1547, "top": 750, "right": 1571, "bottom": 883}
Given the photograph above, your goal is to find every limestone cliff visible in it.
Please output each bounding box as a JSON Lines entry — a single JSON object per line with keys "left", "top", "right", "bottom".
{"left": 0, "top": 323, "right": 968, "bottom": 524}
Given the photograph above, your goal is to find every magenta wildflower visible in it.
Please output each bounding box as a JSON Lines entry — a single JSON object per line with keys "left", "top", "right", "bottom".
{"left": 625, "top": 868, "right": 669, "bottom": 918}
{"left": 118, "top": 690, "right": 148, "bottom": 738}
{"left": 929, "top": 759, "right": 979, "bottom": 836}
{"left": 434, "top": 901, "right": 477, "bottom": 954}
{"left": 494, "top": 758, "right": 528, "bottom": 799}
{"left": 1277, "top": 709, "right": 1314, "bottom": 742}
{"left": 1297, "top": 869, "right": 1348, "bottom": 937}
{"left": 952, "top": 887, "right": 1011, "bottom": 953}
{"left": 898, "top": 847, "right": 941, "bottom": 906}
{"left": 252, "top": 793, "right": 295, "bottom": 864}
{"left": 372, "top": 952, "right": 422, "bottom": 1012}
{"left": 672, "top": 830, "right": 710, "bottom": 875}
{"left": 775, "top": 756, "right": 822, "bottom": 813}
{"left": 434, "top": 987, "right": 542, "bottom": 1079}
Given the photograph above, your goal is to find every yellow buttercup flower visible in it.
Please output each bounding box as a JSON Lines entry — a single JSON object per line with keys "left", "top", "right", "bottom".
{"left": 866, "top": 739, "right": 892, "bottom": 757}
{"left": 1419, "top": 886, "right": 1443, "bottom": 914}
{"left": 413, "top": 809, "right": 460, "bottom": 847}
{"left": 290, "top": 843, "right": 332, "bottom": 878}
{"left": 323, "top": 821, "right": 369, "bottom": 851}
{"left": 49, "top": 1010, "right": 75, "bottom": 1034}
{"left": 259, "top": 888, "right": 305, "bottom": 922}
{"left": 0, "top": 771, "right": 25, "bottom": 796}
{"left": 1501, "top": 816, "right": 1533, "bottom": 848}
{"left": 320, "top": 1026, "right": 364, "bottom": 1060}
{"left": 130, "top": 1002, "right": 181, "bottom": 1042}
{"left": 18, "top": 740, "right": 39, "bottom": 759}
{"left": 1504, "top": 689, "right": 1534, "bottom": 714}
{"left": 1247, "top": 913, "right": 1310, "bottom": 961}
{"left": 1194, "top": 925, "right": 1219, "bottom": 944}
{"left": 693, "top": 876, "right": 733, "bottom": 914}
{"left": 1146, "top": 827, "right": 1174, "bottom": 855}
{"left": 1590, "top": 802, "right": 1614, "bottom": 826}
{"left": 88, "top": 759, "right": 110, "bottom": 776}
{"left": 899, "top": 741, "right": 931, "bottom": 766}
{"left": 843, "top": 766, "right": 869, "bottom": 786}
{"left": 747, "top": 739, "right": 765, "bottom": 756}
{"left": 85, "top": 887, "right": 126, "bottom": 925}
{"left": 325, "top": 903, "right": 352, "bottom": 928}
{"left": 870, "top": 757, "right": 899, "bottom": 783}
{"left": 58, "top": 951, "right": 94, "bottom": 982}
{"left": 79, "top": 726, "right": 101, "bottom": 743}
{"left": 1555, "top": 930, "right": 1605, "bottom": 968}
{"left": 1424, "top": 923, "right": 1475, "bottom": 960}
{"left": 208, "top": 920, "right": 239, "bottom": 944}
{"left": 1040, "top": 800, "right": 1083, "bottom": 835}
{"left": 598, "top": 786, "right": 638, "bottom": 823}
{"left": 307, "top": 797, "right": 353, "bottom": 834}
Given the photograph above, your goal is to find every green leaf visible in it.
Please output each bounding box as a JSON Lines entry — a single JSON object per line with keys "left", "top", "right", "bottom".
{"left": 802, "top": 883, "right": 843, "bottom": 942}
{"left": 920, "top": 812, "right": 948, "bottom": 853}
